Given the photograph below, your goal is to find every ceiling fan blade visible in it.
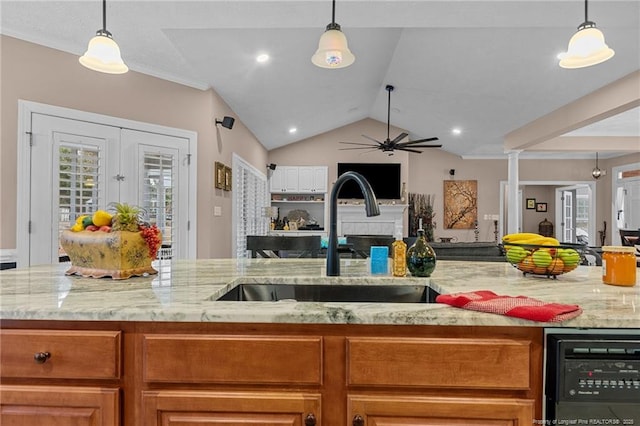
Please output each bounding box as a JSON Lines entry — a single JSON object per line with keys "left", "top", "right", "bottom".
{"left": 340, "top": 141, "right": 379, "bottom": 147}
{"left": 361, "top": 134, "right": 384, "bottom": 146}
{"left": 339, "top": 146, "right": 381, "bottom": 151}
{"left": 401, "top": 144, "right": 442, "bottom": 148}
{"left": 397, "top": 137, "right": 439, "bottom": 146}
{"left": 396, "top": 147, "right": 423, "bottom": 154}
{"left": 390, "top": 132, "right": 409, "bottom": 144}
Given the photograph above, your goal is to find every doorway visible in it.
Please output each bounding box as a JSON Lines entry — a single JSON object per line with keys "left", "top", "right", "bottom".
{"left": 611, "top": 162, "right": 640, "bottom": 245}
{"left": 17, "top": 101, "right": 197, "bottom": 267}
{"left": 555, "top": 184, "right": 594, "bottom": 244}
{"left": 500, "top": 180, "right": 596, "bottom": 244}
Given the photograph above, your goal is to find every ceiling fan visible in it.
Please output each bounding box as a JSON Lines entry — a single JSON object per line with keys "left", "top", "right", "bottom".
{"left": 340, "top": 84, "right": 441, "bottom": 155}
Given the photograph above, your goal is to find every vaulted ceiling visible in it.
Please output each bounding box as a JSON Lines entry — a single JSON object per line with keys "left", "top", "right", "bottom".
{"left": 2, "top": 0, "right": 639, "bottom": 159}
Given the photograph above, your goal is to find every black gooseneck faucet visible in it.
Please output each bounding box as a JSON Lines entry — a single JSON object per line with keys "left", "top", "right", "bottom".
{"left": 326, "top": 171, "right": 380, "bottom": 276}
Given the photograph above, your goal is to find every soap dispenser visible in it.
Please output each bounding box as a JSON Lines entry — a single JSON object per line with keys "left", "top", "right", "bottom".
{"left": 406, "top": 229, "right": 437, "bottom": 277}
{"left": 392, "top": 233, "right": 407, "bottom": 277}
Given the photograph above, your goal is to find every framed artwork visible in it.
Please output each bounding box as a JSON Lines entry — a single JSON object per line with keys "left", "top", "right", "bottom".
{"left": 536, "top": 202, "right": 547, "bottom": 213}
{"left": 214, "top": 162, "right": 225, "bottom": 189}
{"left": 443, "top": 180, "right": 477, "bottom": 229}
{"left": 526, "top": 198, "right": 536, "bottom": 210}
{"left": 224, "top": 166, "right": 232, "bottom": 191}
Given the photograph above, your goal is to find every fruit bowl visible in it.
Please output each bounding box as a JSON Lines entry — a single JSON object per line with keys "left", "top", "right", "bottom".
{"left": 502, "top": 242, "right": 582, "bottom": 278}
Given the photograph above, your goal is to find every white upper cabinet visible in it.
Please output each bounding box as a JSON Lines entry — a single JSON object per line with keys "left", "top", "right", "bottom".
{"left": 298, "top": 166, "right": 328, "bottom": 193}
{"left": 269, "top": 166, "right": 299, "bottom": 192}
{"left": 270, "top": 166, "right": 327, "bottom": 194}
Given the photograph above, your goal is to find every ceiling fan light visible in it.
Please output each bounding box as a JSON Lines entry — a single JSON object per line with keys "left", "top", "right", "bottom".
{"left": 79, "top": 32, "right": 128, "bottom": 74}
{"left": 559, "top": 25, "right": 614, "bottom": 69}
{"left": 311, "top": 27, "right": 355, "bottom": 68}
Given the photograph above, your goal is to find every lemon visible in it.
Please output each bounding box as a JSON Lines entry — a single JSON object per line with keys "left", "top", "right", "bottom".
{"left": 70, "top": 223, "right": 83, "bottom": 232}
{"left": 75, "top": 215, "right": 88, "bottom": 225}
{"left": 92, "top": 210, "right": 113, "bottom": 227}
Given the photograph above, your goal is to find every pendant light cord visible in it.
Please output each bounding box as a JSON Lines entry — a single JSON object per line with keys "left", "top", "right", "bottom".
{"left": 102, "top": 0, "right": 107, "bottom": 31}
{"left": 331, "top": 0, "right": 336, "bottom": 25}
{"left": 584, "top": 0, "right": 589, "bottom": 22}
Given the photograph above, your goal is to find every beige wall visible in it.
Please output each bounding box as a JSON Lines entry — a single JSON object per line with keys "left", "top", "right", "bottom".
{"left": 268, "top": 119, "right": 639, "bottom": 243}
{"left": 2, "top": 36, "right": 637, "bottom": 257}
{"left": 0, "top": 35, "right": 268, "bottom": 258}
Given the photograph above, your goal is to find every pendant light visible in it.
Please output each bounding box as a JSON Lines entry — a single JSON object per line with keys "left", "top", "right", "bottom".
{"left": 311, "top": 0, "right": 355, "bottom": 69}
{"left": 558, "top": 0, "right": 614, "bottom": 69}
{"left": 592, "top": 152, "right": 602, "bottom": 179}
{"left": 79, "top": 0, "right": 128, "bottom": 74}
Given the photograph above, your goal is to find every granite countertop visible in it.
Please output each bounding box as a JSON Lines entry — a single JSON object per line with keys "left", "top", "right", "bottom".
{"left": 0, "top": 259, "right": 638, "bottom": 328}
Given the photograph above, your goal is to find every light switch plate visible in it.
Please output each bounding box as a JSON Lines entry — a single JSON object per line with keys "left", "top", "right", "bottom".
{"left": 214, "top": 206, "right": 222, "bottom": 216}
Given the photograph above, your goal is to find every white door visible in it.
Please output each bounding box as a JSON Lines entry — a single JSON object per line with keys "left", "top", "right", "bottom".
{"left": 622, "top": 180, "right": 640, "bottom": 229}
{"left": 555, "top": 184, "right": 595, "bottom": 244}
{"left": 562, "top": 190, "right": 574, "bottom": 243}
{"left": 30, "top": 114, "right": 120, "bottom": 265}
{"left": 27, "top": 113, "right": 190, "bottom": 265}
{"left": 120, "top": 129, "right": 190, "bottom": 259}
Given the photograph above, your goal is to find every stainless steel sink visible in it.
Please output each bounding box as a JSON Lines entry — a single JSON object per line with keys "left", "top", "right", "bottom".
{"left": 215, "top": 284, "right": 438, "bottom": 303}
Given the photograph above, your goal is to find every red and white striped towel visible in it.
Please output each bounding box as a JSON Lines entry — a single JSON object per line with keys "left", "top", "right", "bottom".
{"left": 435, "top": 290, "right": 582, "bottom": 322}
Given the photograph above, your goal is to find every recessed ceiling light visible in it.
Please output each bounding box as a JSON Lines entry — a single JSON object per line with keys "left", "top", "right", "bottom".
{"left": 256, "top": 53, "right": 269, "bottom": 63}
{"left": 289, "top": 127, "right": 297, "bottom": 134}
{"left": 451, "top": 127, "right": 462, "bottom": 135}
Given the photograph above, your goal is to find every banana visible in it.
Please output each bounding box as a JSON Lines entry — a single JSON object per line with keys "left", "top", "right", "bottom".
{"left": 502, "top": 233, "right": 561, "bottom": 246}
{"left": 502, "top": 233, "right": 541, "bottom": 243}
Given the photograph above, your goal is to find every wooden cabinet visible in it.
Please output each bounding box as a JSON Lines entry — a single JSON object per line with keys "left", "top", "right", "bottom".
{"left": 141, "top": 334, "right": 323, "bottom": 424}
{"left": 347, "top": 394, "right": 534, "bottom": 425}
{"left": 345, "top": 336, "right": 535, "bottom": 425}
{"left": 270, "top": 166, "right": 327, "bottom": 193}
{"left": 0, "top": 329, "right": 122, "bottom": 426}
{"left": 1, "top": 385, "right": 120, "bottom": 426}
{"left": 142, "top": 390, "right": 321, "bottom": 425}
{"left": 0, "top": 322, "right": 542, "bottom": 425}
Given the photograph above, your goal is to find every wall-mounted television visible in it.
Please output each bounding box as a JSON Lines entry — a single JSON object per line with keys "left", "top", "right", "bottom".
{"left": 337, "top": 163, "right": 401, "bottom": 200}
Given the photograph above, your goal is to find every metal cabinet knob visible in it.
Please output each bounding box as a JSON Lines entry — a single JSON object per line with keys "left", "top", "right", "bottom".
{"left": 353, "top": 414, "right": 364, "bottom": 426}
{"left": 33, "top": 351, "right": 51, "bottom": 363}
{"left": 305, "top": 413, "right": 316, "bottom": 426}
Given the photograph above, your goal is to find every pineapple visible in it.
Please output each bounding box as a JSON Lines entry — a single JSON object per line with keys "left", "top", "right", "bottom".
{"left": 110, "top": 202, "right": 142, "bottom": 232}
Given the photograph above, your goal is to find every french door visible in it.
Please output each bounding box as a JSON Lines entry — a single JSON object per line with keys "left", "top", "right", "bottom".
{"left": 24, "top": 112, "right": 191, "bottom": 266}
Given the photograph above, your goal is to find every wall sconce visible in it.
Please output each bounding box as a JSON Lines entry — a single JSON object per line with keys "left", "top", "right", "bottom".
{"left": 215, "top": 116, "right": 235, "bottom": 130}
{"left": 267, "top": 163, "right": 277, "bottom": 171}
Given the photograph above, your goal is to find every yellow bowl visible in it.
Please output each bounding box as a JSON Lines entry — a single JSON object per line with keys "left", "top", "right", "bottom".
{"left": 501, "top": 242, "right": 582, "bottom": 278}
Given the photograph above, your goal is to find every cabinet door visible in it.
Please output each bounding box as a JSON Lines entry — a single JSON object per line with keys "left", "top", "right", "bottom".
{"left": 269, "top": 167, "right": 285, "bottom": 192}
{"left": 1, "top": 385, "right": 119, "bottom": 426}
{"left": 283, "top": 167, "right": 299, "bottom": 192}
{"left": 298, "top": 167, "right": 327, "bottom": 193}
{"left": 298, "top": 167, "right": 315, "bottom": 193}
{"left": 143, "top": 390, "right": 321, "bottom": 425}
{"left": 270, "top": 167, "right": 299, "bottom": 193}
{"left": 312, "top": 167, "right": 327, "bottom": 193}
{"left": 348, "top": 395, "right": 534, "bottom": 425}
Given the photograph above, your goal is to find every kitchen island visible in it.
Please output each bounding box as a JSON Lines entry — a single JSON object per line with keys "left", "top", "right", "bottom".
{"left": 1, "top": 259, "right": 638, "bottom": 425}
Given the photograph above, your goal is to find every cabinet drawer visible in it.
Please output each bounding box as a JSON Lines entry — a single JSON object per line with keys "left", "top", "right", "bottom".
{"left": 346, "top": 337, "right": 531, "bottom": 390}
{"left": 1, "top": 330, "right": 121, "bottom": 380}
{"left": 143, "top": 334, "right": 323, "bottom": 385}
